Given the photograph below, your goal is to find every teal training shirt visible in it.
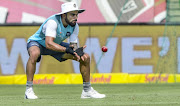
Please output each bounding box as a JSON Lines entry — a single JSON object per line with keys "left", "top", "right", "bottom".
{"left": 27, "top": 15, "right": 75, "bottom": 47}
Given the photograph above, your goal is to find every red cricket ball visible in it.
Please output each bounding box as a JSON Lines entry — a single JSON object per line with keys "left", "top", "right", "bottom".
{"left": 102, "top": 46, "right": 108, "bottom": 52}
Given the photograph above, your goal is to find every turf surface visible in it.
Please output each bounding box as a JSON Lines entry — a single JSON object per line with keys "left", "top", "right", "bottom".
{"left": 0, "top": 84, "right": 180, "bottom": 106}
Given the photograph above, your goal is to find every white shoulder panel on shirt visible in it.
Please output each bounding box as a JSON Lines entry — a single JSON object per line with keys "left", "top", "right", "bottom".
{"left": 69, "top": 23, "right": 79, "bottom": 43}
{"left": 43, "top": 20, "right": 57, "bottom": 38}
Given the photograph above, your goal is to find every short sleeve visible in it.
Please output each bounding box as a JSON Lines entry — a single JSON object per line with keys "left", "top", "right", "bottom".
{"left": 69, "top": 23, "right": 79, "bottom": 43}
{"left": 45, "top": 20, "right": 57, "bottom": 38}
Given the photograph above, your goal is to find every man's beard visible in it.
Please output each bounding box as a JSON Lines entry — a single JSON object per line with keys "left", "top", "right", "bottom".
{"left": 65, "top": 17, "right": 77, "bottom": 27}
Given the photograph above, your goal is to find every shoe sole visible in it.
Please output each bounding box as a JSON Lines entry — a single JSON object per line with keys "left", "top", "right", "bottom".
{"left": 25, "top": 95, "right": 28, "bottom": 99}
{"left": 81, "top": 95, "right": 106, "bottom": 99}
{"left": 24, "top": 94, "right": 38, "bottom": 99}
{"left": 81, "top": 95, "right": 91, "bottom": 99}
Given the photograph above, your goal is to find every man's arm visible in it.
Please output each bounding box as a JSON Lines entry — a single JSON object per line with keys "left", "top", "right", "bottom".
{"left": 45, "top": 36, "right": 78, "bottom": 57}
{"left": 45, "top": 36, "right": 66, "bottom": 52}
{"left": 44, "top": 20, "right": 75, "bottom": 56}
{"left": 44, "top": 20, "right": 66, "bottom": 52}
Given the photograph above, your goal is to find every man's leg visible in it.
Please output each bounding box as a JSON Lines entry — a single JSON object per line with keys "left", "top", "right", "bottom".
{"left": 26, "top": 46, "right": 40, "bottom": 81}
{"left": 25, "top": 45, "right": 41, "bottom": 99}
{"left": 62, "top": 53, "right": 105, "bottom": 98}
{"left": 79, "top": 54, "right": 90, "bottom": 82}
{"left": 79, "top": 54, "right": 91, "bottom": 92}
{"left": 62, "top": 53, "right": 90, "bottom": 82}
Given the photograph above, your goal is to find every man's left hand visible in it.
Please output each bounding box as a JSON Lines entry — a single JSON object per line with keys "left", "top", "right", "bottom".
{"left": 75, "top": 45, "right": 87, "bottom": 61}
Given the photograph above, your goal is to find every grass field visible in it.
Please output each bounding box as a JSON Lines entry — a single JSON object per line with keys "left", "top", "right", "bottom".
{"left": 0, "top": 84, "right": 180, "bottom": 106}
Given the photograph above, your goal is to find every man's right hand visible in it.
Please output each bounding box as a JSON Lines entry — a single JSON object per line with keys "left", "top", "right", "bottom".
{"left": 65, "top": 46, "right": 80, "bottom": 61}
{"left": 65, "top": 47, "right": 75, "bottom": 55}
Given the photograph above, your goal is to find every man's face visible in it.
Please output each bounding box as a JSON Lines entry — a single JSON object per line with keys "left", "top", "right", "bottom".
{"left": 65, "top": 10, "right": 78, "bottom": 27}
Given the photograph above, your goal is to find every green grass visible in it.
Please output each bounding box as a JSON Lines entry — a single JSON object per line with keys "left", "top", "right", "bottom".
{"left": 0, "top": 84, "right": 180, "bottom": 106}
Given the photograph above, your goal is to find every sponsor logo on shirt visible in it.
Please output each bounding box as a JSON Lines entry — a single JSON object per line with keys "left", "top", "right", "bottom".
{"left": 57, "top": 32, "right": 62, "bottom": 37}
{"left": 66, "top": 32, "right": 71, "bottom": 36}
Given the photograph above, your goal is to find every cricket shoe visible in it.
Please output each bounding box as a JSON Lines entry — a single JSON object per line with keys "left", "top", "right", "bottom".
{"left": 25, "top": 87, "right": 38, "bottom": 99}
{"left": 81, "top": 87, "right": 106, "bottom": 99}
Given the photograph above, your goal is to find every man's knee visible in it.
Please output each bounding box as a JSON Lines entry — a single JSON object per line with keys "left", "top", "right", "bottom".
{"left": 85, "top": 53, "right": 90, "bottom": 62}
{"left": 80, "top": 53, "right": 90, "bottom": 64}
{"left": 29, "top": 49, "right": 40, "bottom": 63}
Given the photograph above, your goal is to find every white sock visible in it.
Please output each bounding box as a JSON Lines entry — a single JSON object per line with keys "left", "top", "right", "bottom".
{"left": 26, "top": 81, "right": 33, "bottom": 89}
{"left": 83, "top": 82, "right": 91, "bottom": 92}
